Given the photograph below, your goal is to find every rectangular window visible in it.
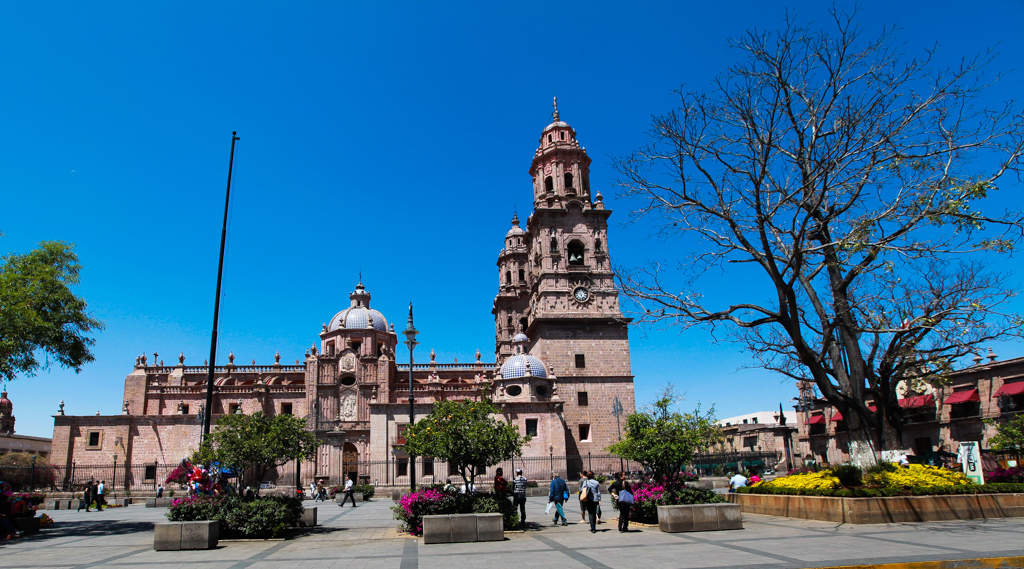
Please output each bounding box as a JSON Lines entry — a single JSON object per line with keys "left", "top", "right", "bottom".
{"left": 181, "top": 404, "right": 190, "bottom": 415}
{"left": 743, "top": 436, "right": 757, "bottom": 449}
{"left": 422, "top": 457, "right": 434, "bottom": 476}
{"left": 397, "top": 458, "right": 408, "bottom": 477}
{"left": 87, "top": 431, "right": 101, "bottom": 449}
{"left": 144, "top": 465, "right": 157, "bottom": 480}
{"left": 525, "top": 419, "right": 538, "bottom": 437}
{"left": 229, "top": 403, "right": 240, "bottom": 414}
{"left": 281, "top": 403, "right": 293, "bottom": 415}
{"left": 578, "top": 392, "right": 589, "bottom": 406}
{"left": 575, "top": 354, "right": 586, "bottom": 368}
{"left": 579, "top": 424, "right": 591, "bottom": 442}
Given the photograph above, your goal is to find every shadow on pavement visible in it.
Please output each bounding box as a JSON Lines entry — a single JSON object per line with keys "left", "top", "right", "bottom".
{"left": 3, "top": 519, "right": 155, "bottom": 545}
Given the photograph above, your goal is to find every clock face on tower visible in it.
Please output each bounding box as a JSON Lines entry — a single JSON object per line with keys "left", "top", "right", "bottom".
{"left": 573, "top": 287, "right": 589, "bottom": 302}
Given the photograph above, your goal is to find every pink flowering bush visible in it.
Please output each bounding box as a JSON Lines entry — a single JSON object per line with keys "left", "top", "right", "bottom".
{"left": 985, "top": 467, "right": 1024, "bottom": 483}
{"left": 391, "top": 485, "right": 517, "bottom": 535}
{"left": 628, "top": 479, "right": 723, "bottom": 524}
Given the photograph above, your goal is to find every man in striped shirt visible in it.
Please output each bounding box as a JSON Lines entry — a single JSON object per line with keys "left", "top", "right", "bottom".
{"left": 512, "top": 468, "right": 528, "bottom": 528}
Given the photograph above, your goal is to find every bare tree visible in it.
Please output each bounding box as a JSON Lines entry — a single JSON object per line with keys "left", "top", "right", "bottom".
{"left": 614, "top": 9, "right": 1024, "bottom": 467}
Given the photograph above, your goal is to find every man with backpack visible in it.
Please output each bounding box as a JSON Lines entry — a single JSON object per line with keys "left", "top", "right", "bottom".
{"left": 548, "top": 473, "right": 568, "bottom": 526}
{"left": 609, "top": 471, "right": 634, "bottom": 533}
{"left": 512, "top": 468, "right": 528, "bottom": 528}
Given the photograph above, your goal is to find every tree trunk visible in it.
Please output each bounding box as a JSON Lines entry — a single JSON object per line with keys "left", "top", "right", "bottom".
{"left": 845, "top": 417, "right": 879, "bottom": 469}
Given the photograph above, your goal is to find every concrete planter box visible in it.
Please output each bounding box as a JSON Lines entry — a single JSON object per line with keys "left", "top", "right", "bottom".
{"left": 46, "top": 499, "right": 73, "bottom": 510}
{"left": 727, "top": 492, "right": 1024, "bottom": 524}
{"left": 154, "top": 520, "right": 219, "bottom": 551}
{"left": 145, "top": 498, "right": 173, "bottom": 508}
{"left": 422, "top": 513, "right": 503, "bottom": 544}
{"left": 111, "top": 498, "right": 130, "bottom": 507}
{"left": 298, "top": 507, "right": 317, "bottom": 527}
{"left": 657, "top": 504, "right": 743, "bottom": 533}
{"left": 335, "top": 492, "right": 364, "bottom": 503}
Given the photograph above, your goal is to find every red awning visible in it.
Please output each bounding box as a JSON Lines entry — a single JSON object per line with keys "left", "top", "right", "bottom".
{"left": 807, "top": 414, "right": 826, "bottom": 424}
{"left": 898, "top": 394, "right": 935, "bottom": 408}
{"left": 945, "top": 389, "right": 980, "bottom": 405}
{"left": 831, "top": 410, "right": 844, "bottom": 422}
{"left": 995, "top": 382, "right": 1024, "bottom": 397}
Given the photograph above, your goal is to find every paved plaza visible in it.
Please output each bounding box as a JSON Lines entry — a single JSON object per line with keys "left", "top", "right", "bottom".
{"left": 3, "top": 496, "right": 1024, "bottom": 568}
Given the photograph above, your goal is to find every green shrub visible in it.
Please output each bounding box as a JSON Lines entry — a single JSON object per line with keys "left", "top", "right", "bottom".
{"left": 166, "top": 494, "right": 303, "bottom": 538}
{"left": 863, "top": 462, "right": 898, "bottom": 485}
{"left": 353, "top": 484, "right": 375, "bottom": 499}
{"left": 832, "top": 465, "right": 862, "bottom": 488}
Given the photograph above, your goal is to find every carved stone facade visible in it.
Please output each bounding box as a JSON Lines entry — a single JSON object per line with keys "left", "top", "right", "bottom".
{"left": 49, "top": 102, "right": 637, "bottom": 486}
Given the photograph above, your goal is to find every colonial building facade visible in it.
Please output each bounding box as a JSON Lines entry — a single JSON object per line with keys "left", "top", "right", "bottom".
{"left": 794, "top": 351, "right": 1023, "bottom": 466}
{"left": 50, "top": 102, "right": 637, "bottom": 488}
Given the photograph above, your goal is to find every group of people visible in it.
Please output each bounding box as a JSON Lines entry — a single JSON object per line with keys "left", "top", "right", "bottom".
{"left": 309, "top": 475, "right": 359, "bottom": 506}
{"left": 76, "top": 479, "right": 107, "bottom": 511}
{"left": 0, "top": 481, "right": 35, "bottom": 539}
{"left": 492, "top": 468, "right": 636, "bottom": 533}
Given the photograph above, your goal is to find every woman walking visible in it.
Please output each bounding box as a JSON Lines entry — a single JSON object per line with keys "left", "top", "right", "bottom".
{"left": 580, "top": 471, "right": 602, "bottom": 533}
{"left": 609, "top": 472, "right": 633, "bottom": 532}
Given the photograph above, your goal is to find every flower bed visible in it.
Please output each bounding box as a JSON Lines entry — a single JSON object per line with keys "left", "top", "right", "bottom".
{"left": 391, "top": 486, "right": 517, "bottom": 536}
{"left": 166, "top": 494, "right": 303, "bottom": 539}
{"left": 627, "top": 479, "right": 724, "bottom": 524}
{"left": 738, "top": 482, "right": 1024, "bottom": 497}
{"left": 986, "top": 467, "right": 1024, "bottom": 483}
{"left": 751, "top": 463, "right": 974, "bottom": 495}
{"left": 13, "top": 492, "right": 46, "bottom": 505}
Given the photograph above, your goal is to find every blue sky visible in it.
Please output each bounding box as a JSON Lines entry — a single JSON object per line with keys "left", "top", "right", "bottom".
{"left": 2, "top": 1, "right": 1023, "bottom": 438}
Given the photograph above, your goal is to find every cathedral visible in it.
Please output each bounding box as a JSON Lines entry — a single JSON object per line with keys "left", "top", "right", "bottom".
{"left": 50, "top": 101, "right": 637, "bottom": 487}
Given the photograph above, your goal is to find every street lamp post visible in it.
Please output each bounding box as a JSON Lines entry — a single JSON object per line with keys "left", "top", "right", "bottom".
{"left": 612, "top": 397, "right": 625, "bottom": 473}
{"left": 403, "top": 303, "right": 419, "bottom": 492}
{"left": 549, "top": 445, "right": 554, "bottom": 479}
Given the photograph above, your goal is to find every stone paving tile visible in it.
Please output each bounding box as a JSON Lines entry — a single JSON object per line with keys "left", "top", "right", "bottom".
{"left": 5, "top": 494, "right": 1024, "bottom": 568}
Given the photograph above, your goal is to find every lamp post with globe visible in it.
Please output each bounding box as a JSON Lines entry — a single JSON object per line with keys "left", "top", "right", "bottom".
{"left": 403, "top": 303, "right": 419, "bottom": 492}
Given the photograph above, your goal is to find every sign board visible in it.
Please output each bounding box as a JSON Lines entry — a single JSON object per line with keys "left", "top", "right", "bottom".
{"left": 958, "top": 442, "right": 985, "bottom": 485}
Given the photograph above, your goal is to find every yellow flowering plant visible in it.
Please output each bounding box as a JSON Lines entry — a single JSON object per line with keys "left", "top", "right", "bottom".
{"left": 870, "top": 464, "right": 973, "bottom": 488}
{"left": 759, "top": 470, "right": 840, "bottom": 490}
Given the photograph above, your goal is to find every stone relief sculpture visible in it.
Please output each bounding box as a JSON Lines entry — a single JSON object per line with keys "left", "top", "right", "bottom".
{"left": 341, "top": 353, "right": 357, "bottom": 372}
{"left": 339, "top": 392, "right": 357, "bottom": 420}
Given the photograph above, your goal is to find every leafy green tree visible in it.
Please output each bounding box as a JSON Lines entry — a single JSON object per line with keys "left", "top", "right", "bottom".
{"left": 608, "top": 386, "right": 721, "bottom": 482}
{"left": 401, "top": 399, "right": 530, "bottom": 487}
{"left": 989, "top": 415, "right": 1024, "bottom": 452}
{"left": 197, "top": 411, "right": 318, "bottom": 493}
{"left": 0, "top": 239, "right": 104, "bottom": 382}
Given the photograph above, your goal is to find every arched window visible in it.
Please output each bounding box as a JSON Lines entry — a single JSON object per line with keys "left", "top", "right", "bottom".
{"left": 548, "top": 134, "right": 553, "bottom": 143}
{"left": 560, "top": 131, "right": 565, "bottom": 140}
{"left": 544, "top": 176, "right": 553, "bottom": 192}
{"left": 564, "top": 172, "right": 574, "bottom": 191}
{"left": 507, "top": 316, "right": 513, "bottom": 327}
{"left": 505, "top": 270, "right": 512, "bottom": 284}
{"left": 519, "top": 317, "right": 529, "bottom": 333}
{"left": 518, "top": 268, "right": 525, "bottom": 282}
{"left": 550, "top": 237, "right": 558, "bottom": 252}
{"left": 567, "top": 240, "right": 585, "bottom": 266}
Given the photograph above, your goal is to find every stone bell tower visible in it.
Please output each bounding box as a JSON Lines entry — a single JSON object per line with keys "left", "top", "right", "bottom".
{"left": 493, "top": 98, "right": 635, "bottom": 454}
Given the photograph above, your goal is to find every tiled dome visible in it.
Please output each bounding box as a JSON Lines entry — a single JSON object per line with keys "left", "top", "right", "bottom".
{"left": 329, "top": 307, "right": 388, "bottom": 332}
{"left": 327, "top": 281, "right": 389, "bottom": 332}
{"left": 501, "top": 354, "right": 548, "bottom": 379}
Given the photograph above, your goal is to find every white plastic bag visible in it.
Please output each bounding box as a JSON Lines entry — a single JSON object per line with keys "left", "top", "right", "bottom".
{"left": 545, "top": 501, "right": 554, "bottom": 515}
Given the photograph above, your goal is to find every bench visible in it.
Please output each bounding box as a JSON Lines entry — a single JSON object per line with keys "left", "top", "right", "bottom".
{"left": 657, "top": 503, "right": 743, "bottom": 533}
{"left": 145, "top": 498, "right": 174, "bottom": 508}
{"left": 422, "top": 513, "right": 503, "bottom": 544}
{"left": 154, "top": 520, "right": 219, "bottom": 551}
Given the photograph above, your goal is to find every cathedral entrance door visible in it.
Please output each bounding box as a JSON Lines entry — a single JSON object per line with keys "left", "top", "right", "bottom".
{"left": 343, "top": 442, "right": 359, "bottom": 482}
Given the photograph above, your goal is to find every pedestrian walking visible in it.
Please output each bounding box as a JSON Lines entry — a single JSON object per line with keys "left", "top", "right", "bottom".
{"left": 548, "top": 473, "right": 568, "bottom": 526}
{"left": 156, "top": 484, "right": 164, "bottom": 498}
{"left": 512, "top": 468, "right": 528, "bottom": 528}
{"left": 577, "top": 473, "right": 588, "bottom": 523}
{"left": 77, "top": 482, "right": 93, "bottom": 512}
{"left": 310, "top": 481, "right": 316, "bottom": 500}
{"left": 314, "top": 481, "right": 325, "bottom": 502}
{"left": 580, "top": 471, "right": 602, "bottom": 533}
{"left": 609, "top": 472, "right": 633, "bottom": 532}
{"left": 341, "top": 474, "right": 358, "bottom": 507}
{"left": 96, "top": 480, "right": 106, "bottom": 510}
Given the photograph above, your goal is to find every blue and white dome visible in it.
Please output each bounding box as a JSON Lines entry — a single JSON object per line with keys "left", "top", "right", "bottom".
{"left": 501, "top": 354, "right": 548, "bottom": 379}
{"left": 327, "top": 281, "right": 389, "bottom": 332}
{"left": 500, "top": 332, "right": 547, "bottom": 378}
